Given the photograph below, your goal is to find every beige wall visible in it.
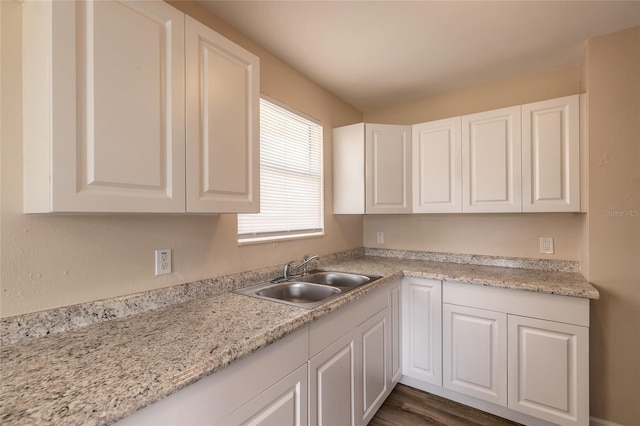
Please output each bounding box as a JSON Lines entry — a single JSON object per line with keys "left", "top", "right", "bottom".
{"left": 362, "top": 66, "right": 584, "bottom": 261}
{"left": 586, "top": 26, "right": 640, "bottom": 425}
{"left": 364, "top": 214, "right": 582, "bottom": 260}
{"left": 0, "top": 1, "right": 363, "bottom": 318}
{"left": 363, "top": 65, "right": 581, "bottom": 124}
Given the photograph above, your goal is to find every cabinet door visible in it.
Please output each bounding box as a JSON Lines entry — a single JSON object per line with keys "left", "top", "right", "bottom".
{"left": 388, "top": 280, "right": 402, "bottom": 385}
{"left": 462, "top": 106, "right": 522, "bottom": 212}
{"left": 185, "top": 16, "right": 260, "bottom": 213}
{"left": 365, "top": 124, "right": 412, "bottom": 213}
{"left": 508, "top": 315, "right": 589, "bottom": 426}
{"left": 309, "top": 330, "right": 357, "bottom": 426}
{"left": 412, "top": 117, "right": 463, "bottom": 213}
{"left": 522, "top": 95, "right": 580, "bottom": 212}
{"left": 217, "top": 364, "right": 308, "bottom": 426}
{"left": 402, "top": 278, "right": 442, "bottom": 386}
{"left": 23, "top": 0, "right": 186, "bottom": 213}
{"left": 359, "top": 309, "right": 389, "bottom": 425}
{"left": 443, "top": 304, "right": 507, "bottom": 406}
{"left": 333, "top": 124, "right": 366, "bottom": 214}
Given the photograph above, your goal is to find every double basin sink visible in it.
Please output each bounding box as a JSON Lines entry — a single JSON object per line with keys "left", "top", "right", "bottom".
{"left": 235, "top": 271, "right": 382, "bottom": 308}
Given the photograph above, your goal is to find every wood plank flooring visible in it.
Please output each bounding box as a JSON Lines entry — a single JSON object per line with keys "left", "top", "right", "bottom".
{"left": 369, "top": 384, "right": 521, "bottom": 426}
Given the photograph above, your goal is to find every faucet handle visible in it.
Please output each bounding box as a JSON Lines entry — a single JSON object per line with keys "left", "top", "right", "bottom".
{"left": 284, "top": 260, "right": 296, "bottom": 279}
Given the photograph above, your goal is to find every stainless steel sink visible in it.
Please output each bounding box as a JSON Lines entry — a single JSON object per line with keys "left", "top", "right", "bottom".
{"left": 256, "top": 282, "right": 341, "bottom": 304}
{"left": 296, "top": 271, "right": 373, "bottom": 289}
{"left": 235, "top": 270, "right": 382, "bottom": 308}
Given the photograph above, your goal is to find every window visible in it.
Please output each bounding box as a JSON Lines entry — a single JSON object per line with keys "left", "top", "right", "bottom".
{"left": 238, "top": 97, "right": 323, "bottom": 243}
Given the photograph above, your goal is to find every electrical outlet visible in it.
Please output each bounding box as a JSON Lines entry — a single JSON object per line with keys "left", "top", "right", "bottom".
{"left": 539, "top": 237, "right": 554, "bottom": 254}
{"left": 377, "top": 232, "right": 384, "bottom": 244}
{"left": 155, "top": 249, "right": 172, "bottom": 275}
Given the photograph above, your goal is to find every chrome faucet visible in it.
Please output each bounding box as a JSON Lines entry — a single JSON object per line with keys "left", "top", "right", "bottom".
{"left": 283, "top": 254, "right": 320, "bottom": 280}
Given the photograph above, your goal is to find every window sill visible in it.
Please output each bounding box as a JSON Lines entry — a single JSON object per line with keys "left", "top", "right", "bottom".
{"left": 238, "top": 231, "right": 324, "bottom": 246}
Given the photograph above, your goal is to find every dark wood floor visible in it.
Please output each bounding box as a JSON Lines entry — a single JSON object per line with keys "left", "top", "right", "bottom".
{"left": 369, "top": 384, "right": 521, "bottom": 426}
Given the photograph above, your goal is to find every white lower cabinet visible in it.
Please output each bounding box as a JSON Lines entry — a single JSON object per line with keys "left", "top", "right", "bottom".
{"left": 388, "top": 280, "right": 402, "bottom": 385}
{"left": 117, "top": 277, "right": 590, "bottom": 426}
{"left": 401, "top": 277, "right": 442, "bottom": 386}
{"left": 117, "top": 284, "right": 397, "bottom": 426}
{"left": 359, "top": 309, "right": 390, "bottom": 425}
{"left": 401, "top": 280, "right": 590, "bottom": 426}
{"left": 309, "top": 285, "right": 395, "bottom": 426}
{"left": 442, "top": 304, "right": 507, "bottom": 406}
{"left": 508, "top": 315, "right": 589, "bottom": 426}
{"left": 309, "top": 330, "right": 358, "bottom": 426}
{"left": 218, "top": 364, "right": 308, "bottom": 426}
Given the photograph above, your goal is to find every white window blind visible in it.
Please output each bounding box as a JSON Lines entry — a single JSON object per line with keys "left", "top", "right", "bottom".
{"left": 238, "top": 98, "right": 323, "bottom": 242}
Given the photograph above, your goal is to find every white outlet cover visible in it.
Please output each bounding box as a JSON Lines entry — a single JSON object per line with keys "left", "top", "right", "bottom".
{"left": 539, "top": 237, "right": 554, "bottom": 254}
{"left": 155, "top": 249, "right": 172, "bottom": 275}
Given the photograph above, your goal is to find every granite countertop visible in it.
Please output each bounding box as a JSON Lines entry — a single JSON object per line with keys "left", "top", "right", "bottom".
{"left": 0, "top": 255, "right": 598, "bottom": 425}
{"left": 322, "top": 256, "right": 599, "bottom": 299}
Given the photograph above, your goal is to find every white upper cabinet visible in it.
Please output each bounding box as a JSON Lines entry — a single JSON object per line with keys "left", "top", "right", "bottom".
{"left": 185, "top": 17, "right": 260, "bottom": 213}
{"left": 522, "top": 95, "right": 580, "bottom": 212}
{"left": 333, "top": 124, "right": 366, "bottom": 214}
{"left": 23, "top": 1, "right": 259, "bottom": 214}
{"left": 333, "top": 123, "right": 411, "bottom": 214}
{"left": 23, "top": 0, "right": 186, "bottom": 213}
{"left": 366, "top": 124, "right": 412, "bottom": 214}
{"left": 412, "top": 117, "right": 462, "bottom": 213}
{"left": 462, "top": 106, "right": 522, "bottom": 213}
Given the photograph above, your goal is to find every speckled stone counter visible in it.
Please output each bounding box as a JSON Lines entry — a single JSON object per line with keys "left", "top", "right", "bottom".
{"left": 322, "top": 255, "right": 599, "bottom": 299}
{"left": 0, "top": 254, "right": 598, "bottom": 425}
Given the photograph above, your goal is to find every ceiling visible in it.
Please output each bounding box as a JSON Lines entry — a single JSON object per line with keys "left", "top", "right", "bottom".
{"left": 199, "top": 1, "right": 640, "bottom": 111}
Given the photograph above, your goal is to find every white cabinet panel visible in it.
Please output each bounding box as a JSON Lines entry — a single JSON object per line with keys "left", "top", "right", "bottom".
{"left": 462, "top": 106, "right": 522, "bottom": 212}
{"left": 218, "top": 364, "right": 308, "bottom": 426}
{"left": 508, "top": 315, "right": 589, "bottom": 426}
{"left": 23, "top": 0, "right": 186, "bottom": 213}
{"left": 359, "top": 309, "right": 389, "bottom": 425}
{"left": 333, "top": 123, "right": 411, "bottom": 214}
{"left": 333, "top": 124, "right": 366, "bottom": 214}
{"left": 185, "top": 16, "right": 260, "bottom": 213}
{"left": 443, "top": 303, "right": 507, "bottom": 406}
{"left": 412, "top": 117, "right": 463, "bottom": 213}
{"left": 309, "top": 330, "right": 357, "bottom": 426}
{"left": 522, "top": 95, "right": 580, "bottom": 212}
{"left": 365, "top": 124, "right": 412, "bottom": 214}
{"left": 388, "top": 280, "right": 402, "bottom": 385}
{"left": 402, "top": 278, "right": 442, "bottom": 386}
